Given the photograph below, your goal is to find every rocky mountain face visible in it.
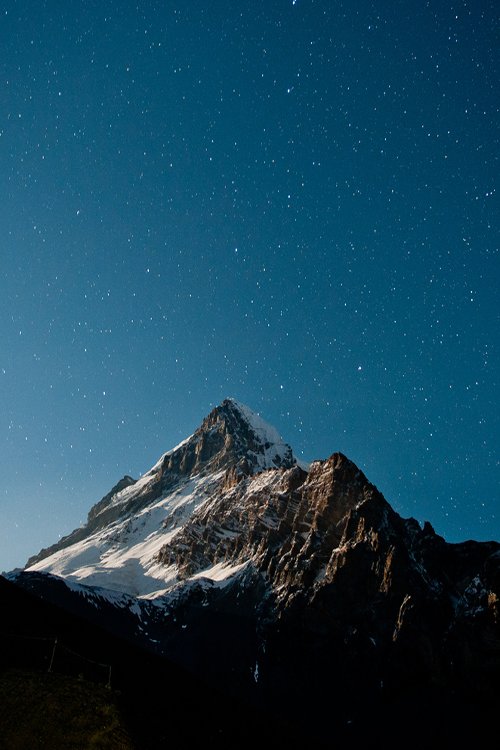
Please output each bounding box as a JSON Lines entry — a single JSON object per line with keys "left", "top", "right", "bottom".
{"left": 26, "top": 398, "right": 297, "bottom": 571}
{"left": 10, "top": 399, "right": 500, "bottom": 745}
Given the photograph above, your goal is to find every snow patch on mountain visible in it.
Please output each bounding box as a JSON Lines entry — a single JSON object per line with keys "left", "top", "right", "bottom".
{"left": 192, "top": 560, "right": 249, "bottom": 584}
{"left": 228, "top": 399, "right": 291, "bottom": 467}
{"left": 27, "top": 472, "right": 226, "bottom": 597}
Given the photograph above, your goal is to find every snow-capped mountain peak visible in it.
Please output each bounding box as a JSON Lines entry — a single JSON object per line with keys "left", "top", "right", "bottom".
{"left": 134, "top": 397, "right": 297, "bottom": 484}
{"left": 24, "top": 399, "right": 298, "bottom": 595}
{"left": 194, "top": 397, "right": 296, "bottom": 472}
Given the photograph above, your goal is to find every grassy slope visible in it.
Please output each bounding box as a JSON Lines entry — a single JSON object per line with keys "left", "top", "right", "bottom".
{"left": 0, "top": 669, "right": 134, "bottom": 750}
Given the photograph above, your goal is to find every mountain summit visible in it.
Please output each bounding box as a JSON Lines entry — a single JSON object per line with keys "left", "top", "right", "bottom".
{"left": 170, "top": 397, "right": 297, "bottom": 475}
{"left": 10, "top": 400, "right": 500, "bottom": 745}
{"left": 25, "top": 399, "right": 298, "bottom": 590}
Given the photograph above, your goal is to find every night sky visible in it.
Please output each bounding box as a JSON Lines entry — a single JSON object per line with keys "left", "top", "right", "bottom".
{"left": 1, "top": 1, "right": 498, "bottom": 571}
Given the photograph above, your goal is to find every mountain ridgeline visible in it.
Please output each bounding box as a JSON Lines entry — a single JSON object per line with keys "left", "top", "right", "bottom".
{"left": 7, "top": 398, "right": 500, "bottom": 746}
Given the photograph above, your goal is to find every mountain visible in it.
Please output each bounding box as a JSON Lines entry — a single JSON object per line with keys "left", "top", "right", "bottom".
{"left": 8, "top": 398, "right": 500, "bottom": 746}
{"left": 24, "top": 398, "right": 298, "bottom": 595}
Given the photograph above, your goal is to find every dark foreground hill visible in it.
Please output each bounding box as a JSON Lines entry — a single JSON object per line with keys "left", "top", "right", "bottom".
{"left": 0, "top": 575, "right": 292, "bottom": 749}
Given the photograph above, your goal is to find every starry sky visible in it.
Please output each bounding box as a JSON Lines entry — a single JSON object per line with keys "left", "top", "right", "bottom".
{"left": 1, "top": 0, "right": 498, "bottom": 571}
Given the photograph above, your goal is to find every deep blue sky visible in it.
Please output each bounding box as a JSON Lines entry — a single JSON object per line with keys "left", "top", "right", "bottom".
{"left": 1, "top": 0, "right": 498, "bottom": 571}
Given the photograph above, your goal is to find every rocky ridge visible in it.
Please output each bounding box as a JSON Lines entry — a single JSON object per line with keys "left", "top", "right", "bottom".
{"left": 26, "top": 398, "right": 297, "bottom": 571}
